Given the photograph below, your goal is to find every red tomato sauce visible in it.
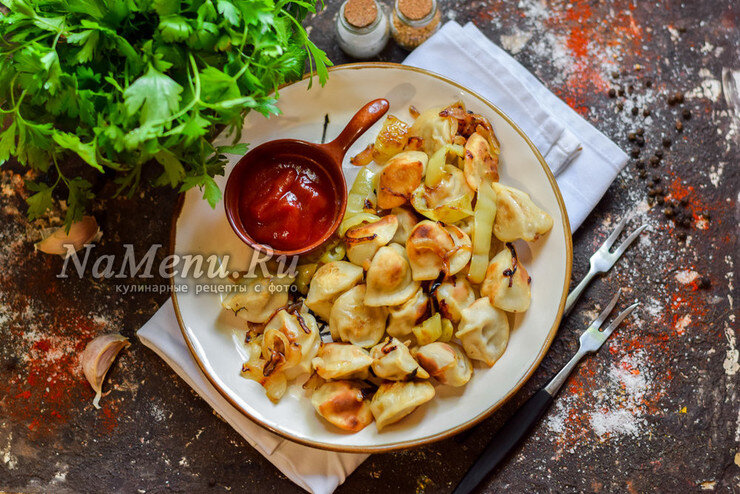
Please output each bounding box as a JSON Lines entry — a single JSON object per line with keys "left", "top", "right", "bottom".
{"left": 238, "top": 155, "right": 338, "bottom": 251}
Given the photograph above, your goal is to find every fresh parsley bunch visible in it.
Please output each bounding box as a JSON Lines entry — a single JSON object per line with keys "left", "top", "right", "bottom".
{"left": 0, "top": 0, "right": 330, "bottom": 225}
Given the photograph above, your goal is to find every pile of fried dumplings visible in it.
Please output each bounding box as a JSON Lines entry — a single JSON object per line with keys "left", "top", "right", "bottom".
{"left": 222, "top": 101, "right": 555, "bottom": 433}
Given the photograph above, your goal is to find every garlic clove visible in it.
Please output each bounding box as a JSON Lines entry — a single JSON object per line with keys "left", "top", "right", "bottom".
{"left": 81, "top": 333, "right": 130, "bottom": 409}
{"left": 35, "top": 216, "right": 101, "bottom": 257}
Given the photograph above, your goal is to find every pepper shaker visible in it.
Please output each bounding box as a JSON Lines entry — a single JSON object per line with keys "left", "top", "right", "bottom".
{"left": 390, "top": 0, "right": 442, "bottom": 50}
{"left": 335, "top": 0, "right": 390, "bottom": 59}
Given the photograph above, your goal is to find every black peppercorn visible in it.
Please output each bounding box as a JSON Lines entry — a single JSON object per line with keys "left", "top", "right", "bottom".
{"left": 608, "top": 88, "right": 616, "bottom": 98}
{"left": 652, "top": 176, "right": 661, "bottom": 184}
{"left": 682, "top": 108, "right": 691, "bottom": 120}
{"left": 680, "top": 198, "right": 689, "bottom": 206}
{"left": 662, "top": 137, "right": 672, "bottom": 148}
{"left": 654, "top": 186, "right": 664, "bottom": 195}
{"left": 639, "top": 170, "right": 647, "bottom": 178}
{"left": 612, "top": 71, "right": 620, "bottom": 79}
{"left": 635, "top": 160, "right": 645, "bottom": 169}
{"left": 637, "top": 127, "right": 645, "bottom": 136}
{"left": 636, "top": 136, "right": 645, "bottom": 147}
{"left": 618, "top": 88, "right": 626, "bottom": 97}
{"left": 647, "top": 196, "right": 655, "bottom": 206}
{"left": 628, "top": 132, "right": 637, "bottom": 141}
{"left": 628, "top": 84, "right": 635, "bottom": 94}
{"left": 643, "top": 108, "right": 651, "bottom": 117}
{"left": 677, "top": 231, "right": 687, "bottom": 241}
{"left": 657, "top": 196, "right": 665, "bottom": 205}
{"left": 649, "top": 155, "right": 660, "bottom": 167}
{"left": 631, "top": 106, "right": 639, "bottom": 116}
{"left": 631, "top": 147, "right": 641, "bottom": 158}
{"left": 617, "top": 102, "right": 624, "bottom": 111}
{"left": 646, "top": 80, "right": 653, "bottom": 88}
{"left": 656, "top": 150, "right": 664, "bottom": 158}
{"left": 664, "top": 206, "right": 675, "bottom": 217}
{"left": 698, "top": 277, "right": 711, "bottom": 289}
{"left": 676, "top": 92, "right": 685, "bottom": 104}
{"left": 648, "top": 188, "right": 656, "bottom": 197}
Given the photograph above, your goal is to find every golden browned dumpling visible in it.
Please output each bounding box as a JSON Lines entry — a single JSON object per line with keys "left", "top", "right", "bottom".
{"left": 411, "top": 165, "right": 474, "bottom": 224}
{"left": 408, "top": 106, "right": 458, "bottom": 154}
{"left": 305, "top": 261, "right": 364, "bottom": 320}
{"left": 377, "top": 151, "right": 428, "bottom": 209}
{"left": 391, "top": 207, "right": 419, "bottom": 245}
{"left": 480, "top": 244, "right": 531, "bottom": 313}
{"left": 463, "top": 131, "right": 499, "bottom": 191}
{"left": 446, "top": 224, "right": 472, "bottom": 275}
{"left": 406, "top": 220, "right": 471, "bottom": 280}
{"left": 370, "top": 380, "right": 435, "bottom": 431}
{"left": 456, "top": 298, "right": 509, "bottom": 367}
{"left": 364, "top": 244, "right": 420, "bottom": 307}
{"left": 387, "top": 288, "right": 429, "bottom": 338}
{"left": 345, "top": 215, "right": 399, "bottom": 269}
{"left": 370, "top": 337, "right": 429, "bottom": 381}
{"left": 329, "top": 285, "right": 388, "bottom": 347}
{"left": 415, "top": 342, "right": 472, "bottom": 387}
{"left": 311, "top": 380, "right": 373, "bottom": 432}
{"left": 222, "top": 274, "right": 294, "bottom": 323}
{"left": 262, "top": 306, "right": 320, "bottom": 380}
{"left": 373, "top": 115, "right": 410, "bottom": 165}
{"left": 311, "top": 343, "right": 373, "bottom": 380}
{"left": 491, "top": 182, "right": 554, "bottom": 242}
{"left": 435, "top": 277, "right": 475, "bottom": 324}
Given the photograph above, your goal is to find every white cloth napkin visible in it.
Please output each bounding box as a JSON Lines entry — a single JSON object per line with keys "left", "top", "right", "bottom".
{"left": 404, "top": 21, "right": 629, "bottom": 231}
{"left": 137, "top": 20, "right": 629, "bottom": 494}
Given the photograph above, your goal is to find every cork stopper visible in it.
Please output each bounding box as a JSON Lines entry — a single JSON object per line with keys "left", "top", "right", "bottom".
{"left": 397, "top": 0, "right": 433, "bottom": 21}
{"left": 344, "top": 0, "right": 378, "bottom": 28}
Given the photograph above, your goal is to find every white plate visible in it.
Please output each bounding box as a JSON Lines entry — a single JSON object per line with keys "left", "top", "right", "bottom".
{"left": 171, "top": 63, "right": 572, "bottom": 452}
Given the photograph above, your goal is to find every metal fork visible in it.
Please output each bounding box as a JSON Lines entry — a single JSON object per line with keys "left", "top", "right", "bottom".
{"left": 564, "top": 216, "right": 647, "bottom": 316}
{"left": 453, "top": 291, "right": 640, "bottom": 494}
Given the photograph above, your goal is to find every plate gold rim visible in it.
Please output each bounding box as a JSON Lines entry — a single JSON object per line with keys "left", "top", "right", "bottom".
{"left": 169, "top": 62, "right": 574, "bottom": 453}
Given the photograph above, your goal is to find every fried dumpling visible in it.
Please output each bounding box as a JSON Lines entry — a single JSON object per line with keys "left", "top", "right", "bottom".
{"left": 373, "top": 115, "right": 410, "bottom": 165}
{"left": 408, "top": 106, "right": 458, "bottom": 154}
{"left": 387, "top": 288, "right": 429, "bottom": 338}
{"left": 345, "top": 215, "right": 399, "bottom": 269}
{"left": 480, "top": 244, "right": 531, "bottom": 313}
{"left": 262, "top": 306, "right": 320, "bottom": 380}
{"left": 446, "top": 224, "right": 473, "bottom": 275}
{"left": 415, "top": 342, "right": 472, "bottom": 387}
{"left": 411, "top": 165, "right": 474, "bottom": 224}
{"left": 370, "top": 380, "right": 435, "bottom": 431}
{"left": 222, "top": 273, "right": 294, "bottom": 323}
{"left": 456, "top": 298, "right": 509, "bottom": 367}
{"left": 406, "top": 221, "right": 471, "bottom": 280}
{"left": 311, "top": 380, "right": 373, "bottom": 432}
{"left": 330, "top": 285, "right": 387, "bottom": 347}
{"left": 435, "top": 277, "right": 475, "bottom": 323}
{"left": 391, "top": 207, "right": 419, "bottom": 245}
{"left": 377, "top": 151, "right": 428, "bottom": 209}
{"left": 370, "top": 337, "right": 429, "bottom": 381}
{"left": 364, "top": 244, "right": 420, "bottom": 307}
{"left": 463, "top": 131, "right": 499, "bottom": 191}
{"left": 311, "top": 343, "right": 373, "bottom": 380}
{"left": 305, "top": 261, "right": 364, "bottom": 320}
{"left": 492, "top": 182, "right": 554, "bottom": 242}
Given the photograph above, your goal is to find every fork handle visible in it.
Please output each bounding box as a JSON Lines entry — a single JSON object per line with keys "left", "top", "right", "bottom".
{"left": 452, "top": 389, "right": 554, "bottom": 494}
{"left": 564, "top": 268, "right": 597, "bottom": 316}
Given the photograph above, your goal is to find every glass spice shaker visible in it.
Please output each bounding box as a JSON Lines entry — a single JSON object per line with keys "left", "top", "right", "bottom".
{"left": 335, "top": 0, "right": 390, "bottom": 59}
{"left": 390, "top": 0, "right": 442, "bottom": 50}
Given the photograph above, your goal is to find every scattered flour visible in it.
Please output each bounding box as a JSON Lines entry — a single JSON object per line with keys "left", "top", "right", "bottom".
{"left": 675, "top": 269, "right": 699, "bottom": 284}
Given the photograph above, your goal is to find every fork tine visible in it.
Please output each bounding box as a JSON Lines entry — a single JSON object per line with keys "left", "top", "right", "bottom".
{"left": 611, "top": 224, "right": 648, "bottom": 258}
{"left": 600, "top": 215, "right": 630, "bottom": 251}
{"left": 590, "top": 289, "right": 621, "bottom": 331}
{"left": 602, "top": 302, "right": 640, "bottom": 338}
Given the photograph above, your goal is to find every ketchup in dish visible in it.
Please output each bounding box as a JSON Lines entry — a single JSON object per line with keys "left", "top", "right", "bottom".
{"left": 238, "top": 155, "right": 338, "bottom": 252}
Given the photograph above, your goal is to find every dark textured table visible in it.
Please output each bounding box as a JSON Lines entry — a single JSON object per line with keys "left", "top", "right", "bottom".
{"left": 1, "top": 0, "right": 738, "bottom": 492}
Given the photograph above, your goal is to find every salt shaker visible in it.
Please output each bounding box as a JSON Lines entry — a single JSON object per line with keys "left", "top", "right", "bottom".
{"left": 335, "top": 0, "right": 390, "bottom": 59}
{"left": 390, "top": 0, "right": 442, "bottom": 50}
